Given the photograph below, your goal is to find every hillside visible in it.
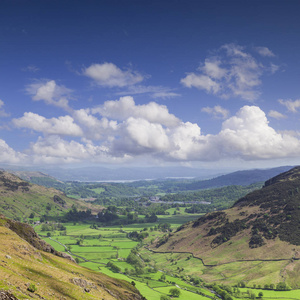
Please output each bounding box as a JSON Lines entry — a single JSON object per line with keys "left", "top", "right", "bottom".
{"left": 0, "top": 171, "right": 101, "bottom": 221}
{"left": 0, "top": 216, "right": 143, "bottom": 299}
{"left": 153, "top": 166, "right": 300, "bottom": 287}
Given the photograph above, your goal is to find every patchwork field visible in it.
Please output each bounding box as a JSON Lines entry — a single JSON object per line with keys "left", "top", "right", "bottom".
{"left": 35, "top": 214, "right": 300, "bottom": 299}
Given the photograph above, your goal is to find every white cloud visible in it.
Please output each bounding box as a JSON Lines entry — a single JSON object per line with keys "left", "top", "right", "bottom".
{"left": 22, "top": 65, "right": 39, "bottom": 72}
{"left": 270, "top": 63, "right": 279, "bottom": 74}
{"left": 268, "top": 110, "right": 287, "bottom": 119}
{"left": 0, "top": 139, "right": 26, "bottom": 164}
{"left": 117, "top": 85, "right": 180, "bottom": 99}
{"left": 73, "top": 108, "right": 118, "bottom": 140}
{"left": 181, "top": 73, "right": 220, "bottom": 94}
{"left": 112, "top": 117, "right": 170, "bottom": 155}
{"left": 30, "top": 135, "right": 132, "bottom": 164}
{"left": 201, "top": 58, "right": 227, "bottom": 79}
{"left": 218, "top": 106, "right": 300, "bottom": 160}
{"left": 26, "top": 80, "right": 72, "bottom": 110}
{"left": 8, "top": 91, "right": 300, "bottom": 165}
{"left": 83, "top": 63, "right": 144, "bottom": 87}
{"left": 13, "top": 112, "right": 83, "bottom": 136}
{"left": 255, "top": 46, "right": 275, "bottom": 57}
{"left": 152, "top": 92, "right": 180, "bottom": 99}
{"left": 92, "top": 96, "right": 180, "bottom": 127}
{"left": 0, "top": 100, "right": 9, "bottom": 117}
{"left": 201, "top": 105, "right": 229, "bottom": 119}
{"left": 278, "top": 99, "right": 300, "bottom": 113}
{"left": 181, "top": 43, "right": 276, "bottom": 101}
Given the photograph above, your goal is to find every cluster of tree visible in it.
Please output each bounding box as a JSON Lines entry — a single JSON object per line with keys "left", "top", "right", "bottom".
{"left": 64, "top": 205, "right": 92, "bottom": 221}
{"left": 161, "top": 184, "right": 262, "bottom": 213}
{"left": 128, "top": 231, "right": 149, "bottom": 241}
{"left": 106, "top": 261, "right": 121, "bottom": 273}
{"left": 97, "top": 206, "right": 119, "bottom": 222}
{"left": 209, "top": 284, "right": 233, "bottom": 300}
{"left": 126, "top": 249, "right": 145, "bottom": 275}
{"left": 41, "top": 222, "right": 66, "bottom": 232}
{"left": 238, "top": 281, "right": 291, "bottom": 291}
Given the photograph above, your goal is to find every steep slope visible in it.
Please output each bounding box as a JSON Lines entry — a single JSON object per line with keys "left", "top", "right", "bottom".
{"left": 153, "top": 166, "right": 300, "bottom": 287}
{"left": 0, "top": 216, "right": 143, "bottom": 300}
{"left": 0, "top": 171, "right": 100, "bottom": 220}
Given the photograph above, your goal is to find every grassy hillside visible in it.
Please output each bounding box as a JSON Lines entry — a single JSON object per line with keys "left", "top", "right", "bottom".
{"left": 0, "top": 171, "right": 101, "bottom": 221}
{"left": 153, "top": 166, "right": 300, "bottom": 287}
{"left": 0, "top": 216, "right": 143, "bottom": 300}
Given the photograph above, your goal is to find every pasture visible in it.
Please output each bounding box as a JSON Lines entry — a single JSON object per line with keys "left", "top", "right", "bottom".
{"left": 35, "top": 214, "right": 300, "bottom": 300}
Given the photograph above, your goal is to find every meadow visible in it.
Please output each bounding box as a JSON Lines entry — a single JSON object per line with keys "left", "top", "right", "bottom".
{"left": 35, "top": 212, "right": 300, "bottom": 300}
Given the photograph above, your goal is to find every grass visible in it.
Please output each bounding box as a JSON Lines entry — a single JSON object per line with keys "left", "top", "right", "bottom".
{"left": 89, "top": 187, "right": 105, "bottom": 194}
{"left": 0, "top": 224, "right": 143, "bottom": 300}
{"left": 36, "top": 214, "right": 300, "bottom": 299}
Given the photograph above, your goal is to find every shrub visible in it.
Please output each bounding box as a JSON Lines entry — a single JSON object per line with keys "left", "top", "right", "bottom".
{"left": 27, "top": 283, "right": 37, "bottom": 293}
{"left": 169, "top": 287, "right": 180, "bottom": 297}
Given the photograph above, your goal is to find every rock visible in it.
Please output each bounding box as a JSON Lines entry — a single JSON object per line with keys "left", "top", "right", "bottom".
{"left": 0, "top": 289, "right": 18, "bottom": 300}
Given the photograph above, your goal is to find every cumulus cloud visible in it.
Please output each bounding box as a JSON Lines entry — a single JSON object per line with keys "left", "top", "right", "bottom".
{"left": 73, "top": 108, "right": 118, "bottom": 140}
{"left": 218, "top": 106, "right": 300, "bottom": 160}
{"left": 278, "top": 99, "right": 300, "bottom": 112}
{"left": 181, "top": 43, "right": 277, "bottom": 101}
{"left": 92, "top": 96, "right": 180, "bottom": 127}
{"left": 8, "top": 93, "right": 300, "bottom": 165}
{"left": 30, "top": 135, "right": 132, "bottom": 164}
{"left": 13, "top": 112, "right": 83, "bottom": 136}
{"left": 181, "top": 73, "right": 220, "bottom": 94}
{"left": 0, "top": 139, "right": 26, "bottom": 164}
{"left": 83, "top": 63, "right": 144, "bottom": 87}
{"left": 201, "top": 105, "right": 229, "bottom": 119}
{"left": 268, "top": 110, "right": 287, "bottom": 119}
{"left": 26, "top": 80, "right": 72, "bottom": 110}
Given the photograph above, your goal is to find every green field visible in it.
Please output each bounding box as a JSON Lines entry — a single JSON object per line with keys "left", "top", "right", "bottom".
{"left": 35, "top": 216, "right": 300, "bottom": 300}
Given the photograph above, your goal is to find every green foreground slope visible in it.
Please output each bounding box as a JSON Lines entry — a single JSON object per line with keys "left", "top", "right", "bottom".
{"left": 0, "top": 216, "right": 143, "bottom": 300}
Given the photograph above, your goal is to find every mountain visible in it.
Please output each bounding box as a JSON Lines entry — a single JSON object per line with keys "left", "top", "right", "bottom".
{"left": 153, "top": 166, "right": 300, "bottom": 287}
{"left": 0, "top": 215, "right": 143, "bottom": 300}
{"left": 0, "top": 171, "right": 100, "bottom": 221}
{"left": 181, "top": 165, "right": 293, "bottom": 190}
{"left": 1, "top": 165, "right": 222, "bottom": 181}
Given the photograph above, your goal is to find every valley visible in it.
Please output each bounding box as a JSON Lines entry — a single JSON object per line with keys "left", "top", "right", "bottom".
{"left": 1, "top": 166, "right": 300, "bottom": 299}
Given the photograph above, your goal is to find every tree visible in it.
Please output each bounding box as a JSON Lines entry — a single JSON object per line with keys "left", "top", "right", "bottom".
{"left": 160, "top": 295, "right": 170, "bottom": 300}
{"left": 276, "top": 282, "right": 291, "bottom": 291}
{"left": 169, "top": 287, "right": 181, "bottom": 297}
{"left": 258, "top": 291, "right": 263, "bottom": 298}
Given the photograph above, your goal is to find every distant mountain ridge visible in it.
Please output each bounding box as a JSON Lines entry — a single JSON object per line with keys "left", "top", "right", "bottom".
{"left": 0, "top": 165, "right": 224, "bottom": 181}
{"left": 182, "top": 165, "right": 293, "bottom": 190}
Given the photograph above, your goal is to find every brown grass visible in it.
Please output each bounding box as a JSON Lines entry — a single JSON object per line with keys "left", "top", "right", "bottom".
{"left": 0, "top": 226, "right": 142, "bottom": 299}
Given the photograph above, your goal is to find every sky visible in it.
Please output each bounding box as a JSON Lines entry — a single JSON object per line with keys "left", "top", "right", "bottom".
{"left": 1, "top": 0, "right": 300, "bottom": 171}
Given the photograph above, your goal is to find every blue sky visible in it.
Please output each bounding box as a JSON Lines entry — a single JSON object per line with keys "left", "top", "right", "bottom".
{"left": 1, "top": 0, "right": 300, "bottom": 170}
